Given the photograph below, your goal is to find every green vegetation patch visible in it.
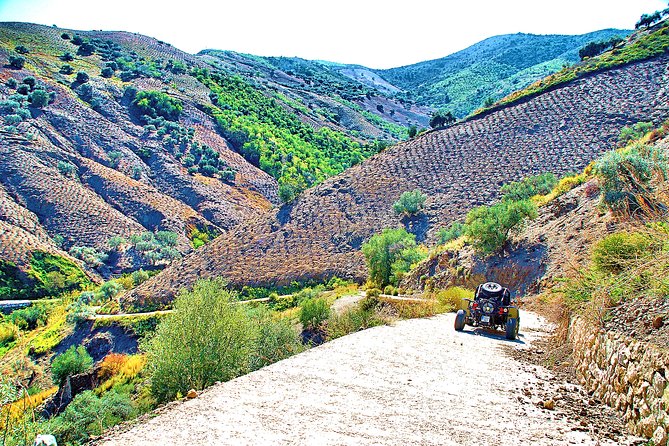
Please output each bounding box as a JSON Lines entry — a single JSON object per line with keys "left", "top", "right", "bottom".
{"left": 194, "top": 69, "right": 379, "bottom": 201}
{"left": 1, "top": 252, "right": 91, "bottom": 300}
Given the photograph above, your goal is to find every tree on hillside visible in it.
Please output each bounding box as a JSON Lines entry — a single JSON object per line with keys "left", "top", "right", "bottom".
{"left": 465, "top": 199, "right": 537, "bottom": 255}
{"left": 7, "top": 55, "right": 25, "bottom": 69}
{"left": 362, "top": 228, "right": 425, "bottom": 287}
{"left": 393, "top": 189, "right": 427, "bottom": 217}
{"left": 635, "top": 9, "right": 668, "bottom": 29}
{"left": 429, "top": 111, "right": 455, "bottom": 129}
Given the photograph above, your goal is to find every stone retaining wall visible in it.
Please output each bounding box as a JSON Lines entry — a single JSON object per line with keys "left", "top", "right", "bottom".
{"left": 569, "top": 317, "right": 669, "bottom": 445}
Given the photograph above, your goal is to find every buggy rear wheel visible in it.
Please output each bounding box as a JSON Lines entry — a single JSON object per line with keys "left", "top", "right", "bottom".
{"left": 505, "top": 317, "right": 519, "bottom": 340}
{"left": 454, "top": 310, "right": 466, "bottom": 331}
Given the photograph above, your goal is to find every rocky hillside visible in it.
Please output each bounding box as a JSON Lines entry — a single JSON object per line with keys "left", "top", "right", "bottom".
{"left": 0, "top": 22, "right": 427, "bottom": 288}
{"left": 124, "top": 53, "right": 669, "bottom": 309}
{"left": 375, "top": 29, "right": 630, "bottom": 117}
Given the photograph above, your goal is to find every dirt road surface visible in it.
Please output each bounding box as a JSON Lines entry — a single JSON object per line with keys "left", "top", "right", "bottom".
{"left": 100, "top": 313, "right": 641, "bottom": 446}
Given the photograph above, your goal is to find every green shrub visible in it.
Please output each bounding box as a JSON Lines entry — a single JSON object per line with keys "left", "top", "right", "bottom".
{"left": 618, "top": 122, "right": 654, "bottom": 146}
{"left": 59, "top": 63, "right": 74, "bottom": 74}
{"left": 299, "top": 298, "right": 330, "bottom": 330}
{"left": 0, "top": 322, "right": 18, "bottom": 347}
{"left": 101, "top": 67, "right": 114, "bottom": 78}
{"left": 591, "top": 232, "right": 653, "bottom": 274}
{"left": 326, "top": 305, "right": 387, "bottom": 340}
{"left": 28, "top": 251, "right": 91, "bottom": 298}
{"left": 60, "top": 52, "right": 74, "bottom": 61}
{"left": 465, "top": 199, "right": 537, "bottom": 255}
{"left": 6, "top": 78, "right": 17, "bottom": 89}
{"left": 22, "top": 76, "right": 36, "bottom": 88}
{"left": 132, "top": 90, "right": 182, "bottom": 122}
{"left": 8, "top": 55, "right": 25, "bottom": 69}
{"left": 48, "top": 389, "right": 134, "bottom": 444}
{"left": 52, "top": 345, "right": 93, "bottom": 384}
{"left": 131, "top": 269, "right": 150, "bottom": 286}
{"left": 69, "top": 246, "right": 108, "bottom": 267}
{"left": 7, "top": 305, "right": 47, "bottom": 330}
{"left": 97, "top": 281, "right": 123, "bottom": 301}
{"left": 366, "top": 288, "right": 381, "bottom": 299}
{"left": 144, "top": 279, "right": 256, "bottom": 402}
{"left": 76, "top": 71, "right": 89, "bottom": 83}
{"left": 437, "top": 222, "right": 464, "bottom": 244}
{"left": 362, "top": 227, "right": 426, "bottom": 287}
{"left": 249, "top": 307, "right": 303, "bottom": 371}
{"left": 28, "top": 89, "right": 49, "bottom": 108}
{"left": 383, "top": 285, "right": 396, "bottom": 295}
{"left": 595, "top": 142, "right": 669, "bottom": 215}
{"left": 500, "top": 172, "right": 557, "bottom": 201}
{"left": 393, "top": 189, "right": 427, "bottom": 216}
{"left": 57, "top": 160, "right": 76, "bottom": 176}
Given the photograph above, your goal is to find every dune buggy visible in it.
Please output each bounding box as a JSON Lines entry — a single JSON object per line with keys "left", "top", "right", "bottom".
{"left": 454, "top": 282, "right": 520, "bottom": 340}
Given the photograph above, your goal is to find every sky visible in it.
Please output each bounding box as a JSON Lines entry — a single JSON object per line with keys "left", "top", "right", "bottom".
{"left": 0, "top": 0, "right": 666, "bottom": 68}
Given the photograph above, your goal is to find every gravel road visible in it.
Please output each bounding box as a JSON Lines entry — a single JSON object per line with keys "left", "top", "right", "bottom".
{"left": 100, "top": 312, "right": 640, "bottom": 446}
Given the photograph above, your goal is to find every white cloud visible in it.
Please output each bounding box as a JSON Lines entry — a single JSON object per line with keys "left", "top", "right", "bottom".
{"left": 0, "top": 0, "right": 665, "bottom": 67}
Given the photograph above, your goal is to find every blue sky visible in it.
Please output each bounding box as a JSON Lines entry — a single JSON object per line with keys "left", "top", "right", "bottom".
{"left": 0, "top": 0, "right": 666, "bottom": 68}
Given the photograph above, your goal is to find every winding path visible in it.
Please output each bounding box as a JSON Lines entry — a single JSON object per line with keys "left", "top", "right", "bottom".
{"left": 99, "top": 313, "right": 638, "bottom": 446}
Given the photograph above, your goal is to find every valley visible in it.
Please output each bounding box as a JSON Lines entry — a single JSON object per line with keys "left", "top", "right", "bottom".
{"left": 1, "top": 8, "right": 669, "bottom": 446}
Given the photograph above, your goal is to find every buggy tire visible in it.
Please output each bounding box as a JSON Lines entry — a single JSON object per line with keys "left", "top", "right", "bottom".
{"left": 454, "top": 310, "right": 466, "bottom": 331}
{"left": 505, "top": 317, "right": 518, "bottom": 340}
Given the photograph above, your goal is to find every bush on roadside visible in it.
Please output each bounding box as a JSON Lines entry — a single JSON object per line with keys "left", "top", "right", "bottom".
{"left": 144, "top": 279, "right": 255, "bottom": 402}
{"left": 47, "top": 389, "right": 135, "bottom": 444}
{"left": 591, "top": 232, "right": 653, "bottom": 274}
{"left": 434, "top": 286, "right": 473, "bottom": 312}
{"left": 362, "top": 227, "right": 426, "bottom": 287}
{"left": 299, "top": 297, "right": 330, "bottom": 330}
{"left": 7, "top": 305, "right": 47, "bottom": 330}
{"left": 326, "top": 305, "right": 388, "bottom": 341}
{"left": 249, "top": 307, "right": 303, "bottom": 371}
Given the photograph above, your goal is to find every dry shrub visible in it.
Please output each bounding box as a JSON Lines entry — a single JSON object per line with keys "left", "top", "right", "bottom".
{"left": 433, "top": 286, "right": 473, "bottom": 312}
{"left": 97, "top": 354, "right": 146, "bottom": 394}
{"left": 383, "top": 298, "right": 438, "bottom": 319}
{"left": 0, "top": 386, "right": 58, "bottom": 430}
{"left": 0, "top": 323, "right": 18, "bottom": 347}
{"left": 98, "top": 353, "right": 129, "bottom": 382}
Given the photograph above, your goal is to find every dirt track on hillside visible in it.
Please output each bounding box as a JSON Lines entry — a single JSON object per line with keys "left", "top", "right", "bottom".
{"left": 100, "top": 313, "right": 643, "bottom": 446}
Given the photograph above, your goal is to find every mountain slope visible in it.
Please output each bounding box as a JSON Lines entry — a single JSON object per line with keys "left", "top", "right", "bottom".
{"left": 124, "top": 53, "right": 669, "bottom": 309}
{"left": 375, "top": 30, "right": 630, "bottom": 117}
{"left": 0, "top": 22, "right": 430, "bottom": 289}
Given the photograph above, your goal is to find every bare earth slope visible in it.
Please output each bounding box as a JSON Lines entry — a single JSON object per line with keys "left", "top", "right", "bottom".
{"left": 99, "top": 313, "right": 639, "bottom": 446}
{"left": 127, "top": 55, "right": 669, "bottom": 308}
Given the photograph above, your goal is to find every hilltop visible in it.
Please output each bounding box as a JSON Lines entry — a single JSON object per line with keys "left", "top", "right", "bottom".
{"left": 376, "top": 29, "right": 630, "bottom": 117}
{"left": 124, "top": 51, "right": 669, "bottom": 309}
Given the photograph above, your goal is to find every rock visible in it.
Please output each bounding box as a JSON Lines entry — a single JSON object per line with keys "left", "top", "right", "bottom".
{"left": 653, "top": 426, "right": 668, "bottom": 446}
{"left": 543, "top": 400, "right": 555, "bottom": 410}
{"left": 186, "top": 389, "right": 198, "bottom": 399}
{"left": 652, "top": 316, "right": 664, "bottom": 329}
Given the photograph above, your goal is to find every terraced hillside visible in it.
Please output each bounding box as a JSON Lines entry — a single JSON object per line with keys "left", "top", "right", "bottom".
{"left": 0, "top": 22, "right": 424, "bottom": 286}
{"left": 125, "top": 54, "right": 669, "bottom": 309}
